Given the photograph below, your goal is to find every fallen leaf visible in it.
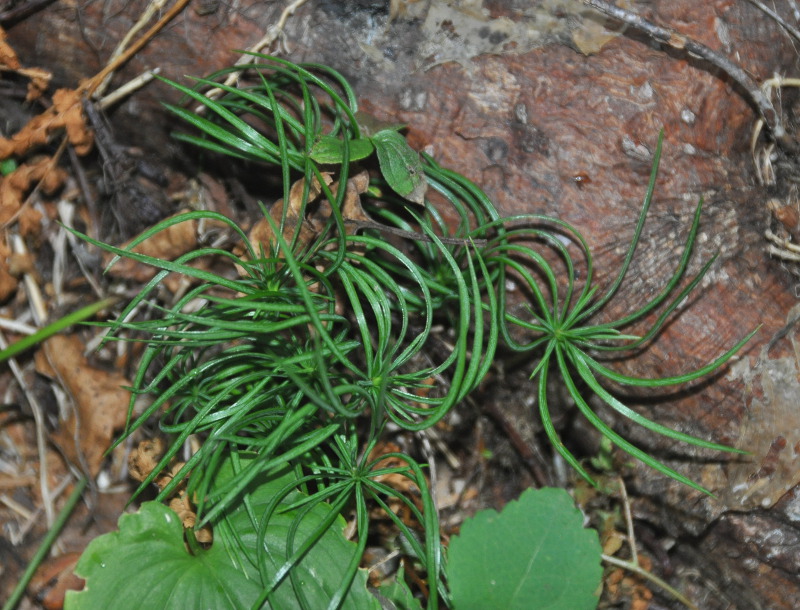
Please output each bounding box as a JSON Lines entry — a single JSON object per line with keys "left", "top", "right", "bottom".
{"left": 0, "top": 157, "right": 67, "bottom": 226}
{"left": 103, "top": 209, "right": 229, "bottom": 282}
{"left": 0, "top": 25, "right": 20, "bottom": 70}
{"left": 52, "top": 89, "right": 93, "bottom": 155}
{"left": 18, "top": 67, "right": 52, "bottom": 102}
{"left": 340, "top": 171, "right": 372, "bottom": 228}
{"left": 128, "top": 437, "right": 166, "bottom": 483}
{"left": 129, "top": 438, "right": 212, "bottom": 543}
{"left": 0, "top": 88, "right": 94, "bottom": 159}
{"left": 244, "top": 172, "right": 332, "bottom": 258}
{"left": 169, "top": 492, "right": 213, "bottom": 544}
{"left": 18, "top": 205, "right": 43, "bottom": 237}
{"left": 0, "top": 237, "right": 18, "bottom": 301}
{"left": 242, "top": 171, "right": 371, "bottom": 262}
{"left": 367, "top": 441, "right": 418, "bottom": 495}
{"left": 35, "top": 334, "right": 130, "bottom": 476}
{"left": 29, "top": 551, "right": 84, "bottom": 610}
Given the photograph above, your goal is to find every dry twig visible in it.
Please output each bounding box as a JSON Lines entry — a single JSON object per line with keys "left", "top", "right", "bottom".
{"left": 201, "top": 0, "right": 310, "bottom": 102}
{"left": 748, "top": 0, "right": 800, "bottom": 43}
{"left": 0, "top": 330, "right": 54, "bottom": 527}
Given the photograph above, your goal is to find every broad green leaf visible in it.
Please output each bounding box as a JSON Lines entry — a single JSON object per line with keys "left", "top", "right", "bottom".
{"left": 65, "top": 502, "right": 261, "bottom": 610}
{"left": 370, "top": 129, "right": 427, "bottom": 205}
{"left": 309, "top": 134, "right": 375, "bottom": 164}
{"left": 447, "top": 487, "right": 602, "bottom": 610}
{"left": 66, "top": 460, "right": 381, "bottom": 610}
{"left": 216, "top": 461, "right": 381, "bottom": 609}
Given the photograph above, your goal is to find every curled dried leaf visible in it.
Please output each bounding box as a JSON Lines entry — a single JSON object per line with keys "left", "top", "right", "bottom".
{"left": 0, "top": 26, "right": 20, "bottom": 70}
{"left": 129, "top": 438, "right": 166, "bottom": 483}
{"left": 52, "top": 89, "right": 93, "bottom": 155}
{"left": 19, "top": 67, "right": 53, "bottom": 102}
{"left": 169, "top": 493, "right": 213, "bottom": 544}
{"left": 103, "top": 209, "right": 229, "bottom": 282}
{"left": 242, "top": 170, "right": 371, "bottom": 262}
{"left": 130, "top": 440, "right": 213, "bottom": 543}
{"left": 35, "top": 335, "right": 130, "bottom": 476}
{"left": 0, "top": 88, "right": 93, "bottom": 159}
{"left": 0, "top": 157, "right": 67, "bottom": 226}
{"left": 366, "top": 441, "right": 418, "bottom": 495}
{"left": 244, "top": 172, "right": 332, "bottom": 258}
{"left": 0, "top": 238, "right": 18, "bottom": 302}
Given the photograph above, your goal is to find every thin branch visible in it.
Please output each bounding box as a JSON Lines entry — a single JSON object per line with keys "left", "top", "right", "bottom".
{"left": 82, "top": 0, "right": 191, "bottom": 98}
{"left": 748, "top": 0, "right": 800, "bottom": 43}
{"left": 0, "top": 330, "right": 54, "bottom": 527}
{"left": 617, "top": 476, "right": 638, "bottom": 566}
{"left": 201, "top": 0, "right": 310, "bottom": 102}
{"left": 92, "top": 0, "right": 169, "bottom": 99}
{"left": 582, "top": 0, "right": 794, "bottom": 151}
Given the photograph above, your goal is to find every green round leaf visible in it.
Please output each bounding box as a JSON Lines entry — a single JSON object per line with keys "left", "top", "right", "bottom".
{"left": 448, "top": 487, "right": 602, "bottom": 610}
{"left": 370, "top": 129, "right": 427, "bottom": 204}
{"left": 310, "top": 134, "right": 375, "bottom": 164}
{"left": 66, "top": 461, "right": 381, "bottom": 610}
{"left": 65, "top": 502, "right": 261, "bottom": 609}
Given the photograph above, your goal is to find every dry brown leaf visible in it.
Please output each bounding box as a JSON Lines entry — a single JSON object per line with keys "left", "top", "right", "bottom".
{"left": 0, "top": 88, "right": 93, "bottom": 159}
{"left": 0, "top": 157, "right": 67, "bottom": 226}
{"left": 103, "top": 209, "right": 229, "bottom": 281}
{"left": 242, "top": 170, "right": 371, "bottom": 262}
{"left": 29, "top": 552, "right": 84, "bottom": 610}
{"left": 0, "top": 25, "right": 20, "bottom": 70}
{"left": 128, "top": 437, "right": 165, "bottom": 483}
{"left": 17, "top": 204, "right": 43, "bottom": 237}
{"left": 366, "top": 441, "right": 418, "bottom": 495}
{"left": 0, "top": 237, "right": 18, "bottom": 302}
{"left": 340, "top": 170, "right": 372, "bottom": 229}
{"left": 244, "top": 173, "right": 332, "bottom": 258}
{"left": 18, "top": 67, "right": 53, "bottom": 102}
{"left": 129, "top": 439, "right": 213, "bottom": 543}
{"left": 169, "top": 493, "right": 213, "bottom": 544}
{"left": 35, "top": 334, "right": 130, "bottom": 476}
{"left": 52, "top": 89, "right": 93, "bottom": 155}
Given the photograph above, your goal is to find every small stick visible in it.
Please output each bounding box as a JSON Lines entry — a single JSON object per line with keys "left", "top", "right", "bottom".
{"left": 582, "top": 0, "right": 794, "bottom": 151}
{"left": 201, "top": 0, "right": 310, "bottom": 103}
{"left": 97, "top": 67, "right": 162, "bottom": 110}
{"left": 748, "top": 0, "right": 800, "bottom": 43}
{"left": 11, "top": 234, "right": 46, "bottom": 325}
{"left": 617, "top": 476, "right": 638, "bottom": 566}
{"left": 91, "top": 0, "right": 170, "bottom": 98}
{"left": 0, "top": 331, "right": 54, "bottom": 527}
{"left": 82, "top": 0, "right": 191, "bottom": 98}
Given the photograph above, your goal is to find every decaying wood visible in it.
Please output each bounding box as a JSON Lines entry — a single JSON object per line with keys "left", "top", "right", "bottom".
{"left": 583, "top": 0, "right": 795, "bottom": 152}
